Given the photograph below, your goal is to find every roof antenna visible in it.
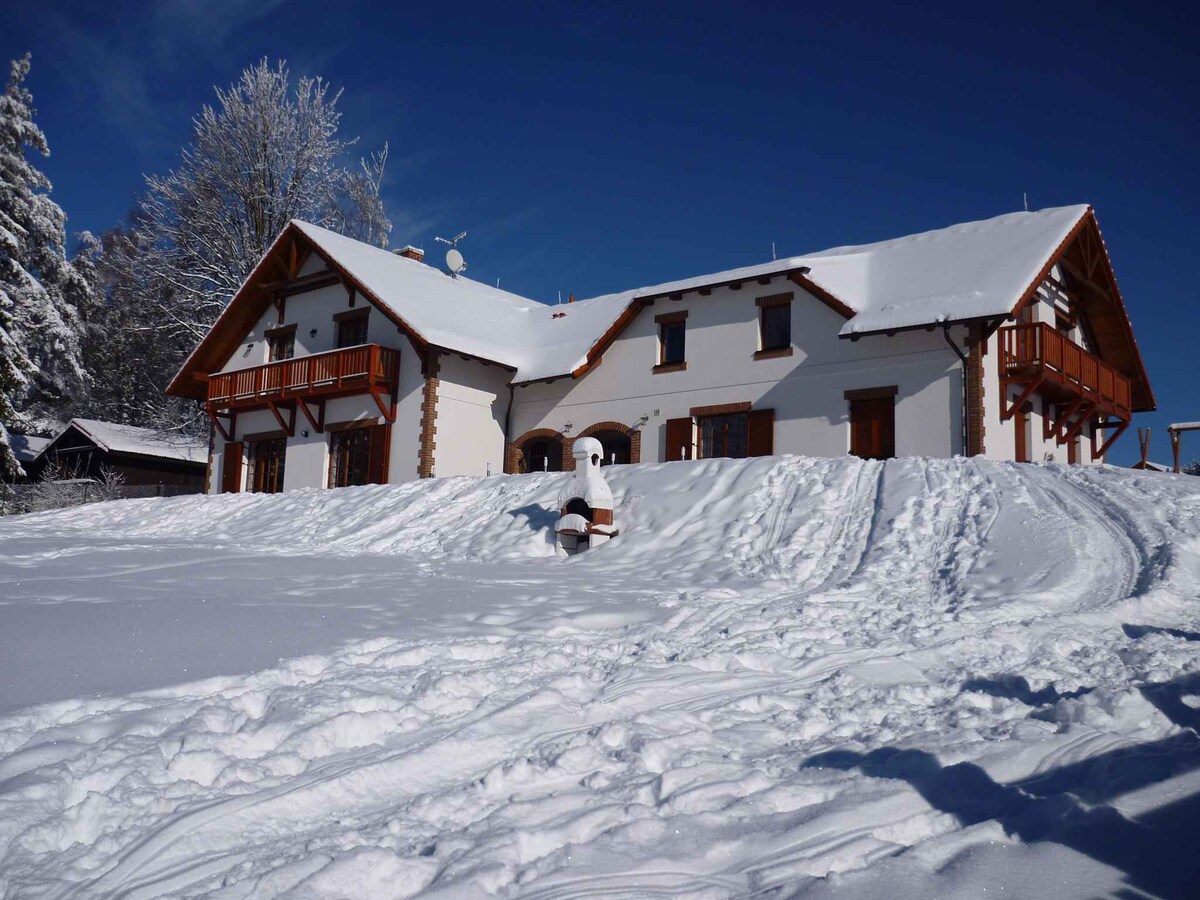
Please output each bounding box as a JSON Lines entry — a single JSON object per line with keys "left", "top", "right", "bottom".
{"left": 1023, "top": 192, "right": 1029, "bottom": 212}
{"left": 435, "top": 231, "right": 468, "bottom": 277}
{"left": 771, "top": 241, "right": 777, "bottom": 261}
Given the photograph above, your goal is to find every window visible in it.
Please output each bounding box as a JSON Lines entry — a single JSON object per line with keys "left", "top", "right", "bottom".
{"left": 266, "top": 327, "right": 295, "bottom": 362}
{"left": 335, "top": 309, "right": 369, "bottom": 348}
{"left": 655, "top": 311, "right": 687, "bottom": 371}
{"left": 247, "top": 436, "right": 286, "bottom": 493}
{"left": 329, "top": 427, "right": 373, "bottom": 487}
{"left": 699, "top": 413, "right": 748, "bottom": 459}
{"left": 689, "top": 404, "right": 774, "bottom": 460}
{"left": 756, "top": 293, "right": 793, "bottom": 357}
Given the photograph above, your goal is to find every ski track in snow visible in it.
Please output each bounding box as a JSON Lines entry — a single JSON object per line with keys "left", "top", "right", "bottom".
{"left": 1, "top": 456, "right": 1199, "bottom": 898}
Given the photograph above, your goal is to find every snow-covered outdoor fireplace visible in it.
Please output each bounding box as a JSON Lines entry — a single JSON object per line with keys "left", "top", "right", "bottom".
{"left": 554, "top": 437, "right": 618, "bottom": 554}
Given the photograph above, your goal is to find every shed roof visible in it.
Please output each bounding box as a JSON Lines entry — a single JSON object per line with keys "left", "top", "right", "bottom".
{"left": 45, "top": 419, "right": 207, "bottom": 464}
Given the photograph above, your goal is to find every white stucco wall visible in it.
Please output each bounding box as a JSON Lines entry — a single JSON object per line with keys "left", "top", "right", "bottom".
{"left": 432, "top": 355, "right": 510, "bottom": 478}
{"left": 207, "top": 263, "right": 426, "bottom": 492}
{"left": 510, "top": 276, "right": 965, "bottom": 463}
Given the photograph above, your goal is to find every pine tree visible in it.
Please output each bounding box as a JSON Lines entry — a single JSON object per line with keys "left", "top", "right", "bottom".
{"left": 0, "top": 53, "right": 89, "bottom": 464}
{"left": 74, "top": 222, "right": 196, "bottom": 431}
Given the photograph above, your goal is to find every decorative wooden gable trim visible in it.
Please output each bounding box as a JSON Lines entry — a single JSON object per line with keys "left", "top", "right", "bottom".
{"left": 168, "top": 222, "right": 450, "bottom": 401}
{"left": 1008, "top": 207, "right": 1154, "bottom": 412}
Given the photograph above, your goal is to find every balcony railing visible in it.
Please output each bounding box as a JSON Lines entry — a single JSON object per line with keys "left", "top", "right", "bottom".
{"left": 999, "top": 323, "right": 1130, "bottom": 417}
{"left": 207, "top": 344, "right": 400, "bottom": 410}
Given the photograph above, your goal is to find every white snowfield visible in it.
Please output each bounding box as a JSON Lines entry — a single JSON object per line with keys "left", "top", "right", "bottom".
{"left": 1, "top": 457, "right": 1199, "bottom": 899}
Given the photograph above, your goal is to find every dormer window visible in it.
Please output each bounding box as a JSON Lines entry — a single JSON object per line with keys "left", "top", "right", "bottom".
{"left": 266, "top": 324, "right": 296, "bottom": 361}
{"left": 334, "top": 308, "right": 369, "bottom": 348}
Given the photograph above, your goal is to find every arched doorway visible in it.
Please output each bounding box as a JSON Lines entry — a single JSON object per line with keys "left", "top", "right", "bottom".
{"left": 517, "top": 432, "right": 564, "bottom": 472}
{"left": 574, "top": 422, "right": 640, "bottom": 468}
{"left": 592, "top": 429, "right": 632, "bottom": 466}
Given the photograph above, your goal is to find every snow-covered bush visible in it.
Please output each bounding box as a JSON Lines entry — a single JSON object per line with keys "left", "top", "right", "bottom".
{"left": 2, "top": 460, "right": 124, "bottom": 514}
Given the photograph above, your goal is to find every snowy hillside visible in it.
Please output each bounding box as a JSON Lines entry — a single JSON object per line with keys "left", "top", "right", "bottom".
{"left": 1, "top": 457, "right": 1199, "bottom": 898}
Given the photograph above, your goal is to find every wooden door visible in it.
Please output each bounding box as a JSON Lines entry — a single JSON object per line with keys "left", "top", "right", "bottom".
{"left": 849, "top": 398, "right": 895, "bottom": 460}
{"left": 747, "top": 408, "right": 775, "bottom": 457}
{"left": 367, "top": 423, "right": 391, "bottom": 483}
{"left": 1015, "top": 402, "right": 1031, "bottom": 463}
{"left": 664, "top": 417, "right": 693, "bottom": 461}
{"left": 221, "top": 441, "right": 243, "bottom": 493}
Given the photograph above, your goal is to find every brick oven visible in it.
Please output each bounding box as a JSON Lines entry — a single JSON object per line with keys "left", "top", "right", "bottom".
{"left": 554, "top": 437, "right": 618, "bottom": 554}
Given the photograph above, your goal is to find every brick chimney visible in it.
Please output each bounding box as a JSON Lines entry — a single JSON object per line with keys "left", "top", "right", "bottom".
{"left": 395, "top": 245, "right": 424, "bottom": 263}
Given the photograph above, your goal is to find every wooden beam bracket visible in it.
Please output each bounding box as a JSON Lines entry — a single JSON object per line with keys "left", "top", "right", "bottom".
{"left": 369, "top": 387, "right": 396, "bottom": 423}
{"left": 266, "top": 400, "right": 296, "bottom": 437}
{"left": 298, "top": 398, "right": 325, "bottom": 433}
{"left": 1096, "top": 418, "right": 1130, "bottom": 458}
{"left": 1000, "top": 377, "right": 1043, "bottom": 421}
{"left": 206, "top": 407, "right": 234, "bottom": 443}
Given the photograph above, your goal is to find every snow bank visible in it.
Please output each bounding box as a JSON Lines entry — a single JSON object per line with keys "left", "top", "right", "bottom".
{"left": 1, "top": 457, "right": 1199, "bottom": 898}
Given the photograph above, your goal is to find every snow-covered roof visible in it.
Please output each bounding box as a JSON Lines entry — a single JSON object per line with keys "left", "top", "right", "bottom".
{"left": 812, "top": 205, "right": 1090, "bottom": 336}
{"left": 8, "top": 433, "right": 50, "bottom": 463}
{"left": 1168, "top": 422, "right": 1200, "bottom": 432}
{"left": 182, "top": 206, "right": 1099, "bottom": 389}
{"left": 49, "top": 419, "right": 207, "bottom": 464}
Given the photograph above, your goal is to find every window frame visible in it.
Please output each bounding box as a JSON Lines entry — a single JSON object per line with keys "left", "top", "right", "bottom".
{"left": 755, "top": 292, "right": 793, "bottom": 359}
{"left": 327, "top": 423, "right": 374, "bottom": 487}
{"left": 245, "top": 432, "right": 287, "bottom": 493}
{"left": 333, "top": 308, "right": 370, "bottom": 349}
{"left": 265, "top": 324, "right": 296, "bottom": 362}
{"left": 654, "top": 310, "right": 688, "bottom": 373}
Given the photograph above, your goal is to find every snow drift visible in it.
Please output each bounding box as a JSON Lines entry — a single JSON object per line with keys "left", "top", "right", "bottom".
{"left": 1, "top": 456, "right": 1199, "bottom": 898}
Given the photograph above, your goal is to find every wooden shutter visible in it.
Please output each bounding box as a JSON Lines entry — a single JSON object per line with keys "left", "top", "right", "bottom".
{"left": 747, "top": 408, "right": 775, "bottom": 457}
{"left": 664, "top": 417, "right": 693, "bottom": 461}
{"left": 849, "top": 398, "right": 895, "bottom": 460}
{"left": 221, "top": 441, "right": 243, "bottom": 493}
{"left": 367, "top": 423, "right": 391, "bottom": 484}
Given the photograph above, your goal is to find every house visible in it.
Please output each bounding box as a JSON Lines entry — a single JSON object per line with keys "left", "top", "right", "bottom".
{"left": 29, "top": 418, "right": 208, "bottom": 494}
{"left": 165, "top": 205, "right": 1154, "bottom": 494}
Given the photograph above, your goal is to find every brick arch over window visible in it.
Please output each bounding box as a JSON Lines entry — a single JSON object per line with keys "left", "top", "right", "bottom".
{"left": 568, "top": 421, "right": 641, "bottom": 471}
{"left": 506, "top": 428, "right": 569, "bottom": 474}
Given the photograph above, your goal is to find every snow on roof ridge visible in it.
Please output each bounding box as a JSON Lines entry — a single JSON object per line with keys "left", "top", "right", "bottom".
{"left": 265, "top": 206, "right": 1095, "bottom": 380}
{"left": 52, "top": 418, "right": 207, "bottom": 463}
{"left": 797, "top": 204, "right": 1090, "bottom": 261}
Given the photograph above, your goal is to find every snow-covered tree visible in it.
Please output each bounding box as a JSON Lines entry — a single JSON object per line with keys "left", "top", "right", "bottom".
{"left": 74, "top": 222, "right": 197, "bottom": 432}
{"left": 0, "top": 53, "right": 89, "bottom": 468}
{"left": 139, "top": 59, "right": 392, "bottom": 346}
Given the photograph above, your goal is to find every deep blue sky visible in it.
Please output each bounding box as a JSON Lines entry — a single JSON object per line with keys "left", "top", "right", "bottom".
{"left": 4, "top": 1, "right": 1197, "bottom": 464}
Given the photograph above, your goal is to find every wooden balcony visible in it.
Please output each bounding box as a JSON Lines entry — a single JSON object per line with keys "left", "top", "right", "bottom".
{"left": 999, "top": 322, "right": 1131, "bottom": 420}
{"left": 206, "top": 344, "right": 399, "bottom": 438}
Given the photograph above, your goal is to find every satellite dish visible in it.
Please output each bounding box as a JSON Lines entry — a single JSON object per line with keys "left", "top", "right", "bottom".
{"left": 446, "top": 248, "right": 466, "bottom": 275}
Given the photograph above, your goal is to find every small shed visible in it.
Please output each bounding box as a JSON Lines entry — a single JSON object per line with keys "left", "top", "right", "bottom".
{"left": 29, "top": 419, "right": 208, "bottom": 494}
